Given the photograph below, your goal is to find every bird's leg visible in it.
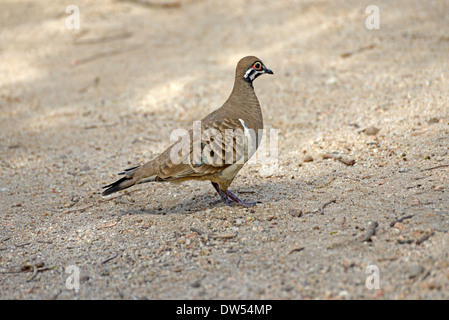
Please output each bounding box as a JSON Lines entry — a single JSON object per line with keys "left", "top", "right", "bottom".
{"left": 211, "top": 182, "right": 258, "bottom": 207}
{"left": 211, "top": 182, "right": 234, "bottom": 206}
{"left": 223, "top": 189, "right": 258, "bottom": 207}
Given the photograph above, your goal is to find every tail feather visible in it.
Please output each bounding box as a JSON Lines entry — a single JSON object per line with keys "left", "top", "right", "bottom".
{"left": 102, "top": 162, "right": 159, "bottom": 196}
{"left": 118, "top": 165, "right": 140, "bottom": 176}
{"left": 102, "top": 176, "right": 136, "bottom": 196}
{"left": 102, "top": 165, "right": 140, "bottom": 196}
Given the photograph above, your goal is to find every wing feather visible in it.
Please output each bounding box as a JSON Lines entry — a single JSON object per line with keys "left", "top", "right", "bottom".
{"left": 156, "top": 118, "right": 254, "bottom": 180}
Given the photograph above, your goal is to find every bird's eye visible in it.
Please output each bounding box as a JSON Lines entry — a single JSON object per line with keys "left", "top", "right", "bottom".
{"left": 253, "top": 62, "right": 262, "bottom": 71}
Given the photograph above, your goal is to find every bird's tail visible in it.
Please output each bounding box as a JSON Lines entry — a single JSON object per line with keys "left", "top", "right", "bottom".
{"left": 102, "top": 166, "right": 142, "bottom": 196}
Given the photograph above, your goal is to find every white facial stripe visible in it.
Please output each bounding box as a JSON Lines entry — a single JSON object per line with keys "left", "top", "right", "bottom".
{"left": 244, "top": 68, "right": 255, "bottom": 80}
{"left": 244, "top": 68, "right": 264, "bottom": 81}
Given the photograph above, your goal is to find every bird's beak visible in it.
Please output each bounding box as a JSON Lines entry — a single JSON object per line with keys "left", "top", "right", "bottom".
{"left": 264, "top": 67, "right": 274, "bottom": 75}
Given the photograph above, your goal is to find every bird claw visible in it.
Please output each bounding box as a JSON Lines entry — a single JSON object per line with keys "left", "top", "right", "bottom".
{"left": 223, "top": 190, "right": 258, "bottom": 207}
{"left": 211, "top": 182, "right": 259, "bottom": 207}
{"left": 233, "top": 200, "right": 258, "bottom": 207}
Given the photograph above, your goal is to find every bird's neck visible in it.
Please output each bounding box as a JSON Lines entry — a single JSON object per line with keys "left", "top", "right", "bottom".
{"left": 224, "top": 78, "right": 262, "bottom": 120}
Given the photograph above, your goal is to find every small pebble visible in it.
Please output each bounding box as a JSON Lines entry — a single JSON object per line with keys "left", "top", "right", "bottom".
{"left": 361, "top": 126, "right": 380, "bottom": 135}
{"left": 303, "top": 155, "right": 314, "bottom": 162}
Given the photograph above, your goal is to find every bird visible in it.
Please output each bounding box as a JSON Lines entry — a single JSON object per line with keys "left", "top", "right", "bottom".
{"left": 102, "top": 56, "right": 273, "bottom": 206}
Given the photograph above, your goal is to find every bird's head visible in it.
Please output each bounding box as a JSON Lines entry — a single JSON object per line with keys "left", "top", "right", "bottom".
{"left": 236, "top": 56, "right": 274, "bottom": 84}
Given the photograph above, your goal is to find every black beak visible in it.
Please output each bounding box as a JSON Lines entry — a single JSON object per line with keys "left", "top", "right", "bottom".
{"left": 264, "top": 67, "right": 274, "bottom": 75}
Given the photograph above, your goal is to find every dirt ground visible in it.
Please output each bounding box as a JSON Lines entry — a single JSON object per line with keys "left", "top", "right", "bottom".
{"left": 1, "top": 0, "right": 448, "bottom": 299}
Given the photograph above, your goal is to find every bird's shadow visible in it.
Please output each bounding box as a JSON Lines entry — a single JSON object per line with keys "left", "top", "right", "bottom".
{"left": 118, "top": 181, "right": 294, "bottom": 216}
{"left": 121, "top": 195, "right": 221, "bottom": 216}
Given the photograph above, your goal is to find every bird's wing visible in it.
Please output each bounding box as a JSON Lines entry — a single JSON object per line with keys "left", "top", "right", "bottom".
{"left": 156, "top": 118, "right": 255, "bottom": 180}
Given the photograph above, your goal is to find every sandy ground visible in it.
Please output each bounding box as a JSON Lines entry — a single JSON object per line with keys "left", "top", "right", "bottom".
{"left": 1, "top": 0, "right": 448, "bottom": 299}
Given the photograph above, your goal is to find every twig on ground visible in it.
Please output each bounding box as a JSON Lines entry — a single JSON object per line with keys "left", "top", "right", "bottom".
{"left": 362, "top": 221, "right": 379, "bottom": 242}
{"left": 305, "top": 199, "right": 337, "bottom": 215}
{"left": 210, "top": 233, "right": 236, "bottom": 239}
{"left": 390, "top": 215, "right": 414, "bottom": 227}
{"left": 420, "top": 164, "right": 449, "bottom": 172}
{"left": 15, "top": 242, "right": 31, "bottom": 248}
{"left": 287, "top": 246, "right": 305, "bottom": 255}
{"left": 341, "top": 44, "right": 376, "bottom": 58}
{"left": 27, "top": 265, "right": 38, "bottom": 282}
{"left": 99, "top": 253, "right": 119, "bottom": 266}
{"left": 96, "top": 221, "right": 118, "bottom": 229}
{"left": 0, "top": 262, "right": 56, "bottom": 281}
{"left": 318, "top": 199, "right": 337, "bottom": 214}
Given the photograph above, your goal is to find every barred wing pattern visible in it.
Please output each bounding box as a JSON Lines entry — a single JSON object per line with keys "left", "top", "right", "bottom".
{"left": 156, "top": 118, "right": 258, "bottom": 181}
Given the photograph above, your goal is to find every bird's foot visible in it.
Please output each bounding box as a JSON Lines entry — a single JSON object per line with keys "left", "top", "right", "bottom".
{"left": 223, "top": 190, "right": 258, "bottom": 207}
{"left": 211, "top": 182, "right": 259, "bottom": 207}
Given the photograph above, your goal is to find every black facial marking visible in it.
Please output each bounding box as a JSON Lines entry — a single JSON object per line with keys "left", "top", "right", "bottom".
{"left": 243, "top": 68, "right": 256, "bottom": 84}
